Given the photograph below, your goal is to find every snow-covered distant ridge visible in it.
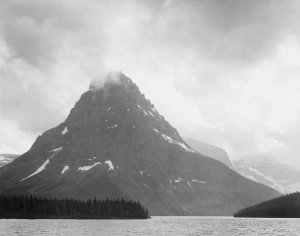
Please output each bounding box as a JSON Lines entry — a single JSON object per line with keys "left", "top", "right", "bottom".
{"left": 0, "top": 154, "right": 19, "bottom": 168}
{"left": 233, "top": 158, "right": 300, "bottom": 193}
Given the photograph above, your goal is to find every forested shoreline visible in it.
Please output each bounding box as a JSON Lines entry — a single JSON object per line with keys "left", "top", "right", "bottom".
{"left": 234, "top": 192, "right": 300, "bottom": 218}
{"left": 0, "top": 195, "right": 150, "bottom": 219}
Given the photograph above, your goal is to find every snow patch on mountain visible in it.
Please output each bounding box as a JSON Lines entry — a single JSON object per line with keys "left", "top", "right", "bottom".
{"left": 49, "top": 147, "right": 63, "bottom": 152}
{"left": 78, "top": 162, "right": 101, "bottom": 171}
{"left": 20, "top": 159, "right": 50, "bottom": 182}
{"left": 173, "top": 177, "right": 200, "bottom": 187}
{"left": 150, "top": 107, "right": 162, "bottom": 119}
{"left": 153, "top": 129, "right": 195, "bottom": 153}
{"left": 105, "top": 160, "right": 114, "bottom": 171}
{"left": 62, "top": 126, "right": 68, "bottom": 135}
{"left": 192, "top": 179, "right": 206, "bottom": 184}
{"left": 61, "top": 166, "right": 69, "bottom": 174}
{"left": 20, "top": 147, "right": 63, "bottom": 182}
{"left": 148, "top": 110, "right": 157, "bottom": 119}
{"left": 77, "top": 160, "right": 114, "bottom": 171}
{"left": 148, "top": 110, "right": 154, "bottom": 116}
{"left": 107, "top": 124, "right": 118, "bottom": 129}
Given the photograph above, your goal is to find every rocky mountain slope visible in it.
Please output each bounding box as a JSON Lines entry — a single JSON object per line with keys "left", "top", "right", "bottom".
{"left": 0, "top": 72, "right": 279, "bottom": 215}
{"left": 233, "top": 158, "right": 300, "bottom": 194}
{"left": 0, "top": 154, "right": 19, "bottom": 168}
{"left": 185, "top": 138, "right": 233, "bottom": 168}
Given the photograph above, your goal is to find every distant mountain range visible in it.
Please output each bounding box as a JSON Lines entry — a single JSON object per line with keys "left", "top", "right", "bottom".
{"left": 0, "top": 72, "right": 278, "bottom": 216}
{"left": 232, "top": 158, "right": 300, "bottom": 194}
{"left": 0, "top": 154, "right": 19, "bottom": 168}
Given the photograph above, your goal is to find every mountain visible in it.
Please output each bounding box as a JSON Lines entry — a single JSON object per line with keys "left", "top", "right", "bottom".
{"left": 234, "top": 192, "right": 300, "bottom": 218}
{"left": 0, "top": 72, "right": 279, "bottom": 215}
{"left": 185, "top": 138, "right": 233, "bottom": 168}
{"left": 184, "top": 139, "right": 300, "bottom": 194}
{"left": 232, "top": 158, "right": 300, "bottom": 194}
{"left": 0, "top": 154, "right": 19, "bottom": 168}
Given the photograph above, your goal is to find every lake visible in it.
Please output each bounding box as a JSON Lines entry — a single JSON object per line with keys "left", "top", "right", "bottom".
{"left": 0, "top": 216, "right": 299, "bottom": 235}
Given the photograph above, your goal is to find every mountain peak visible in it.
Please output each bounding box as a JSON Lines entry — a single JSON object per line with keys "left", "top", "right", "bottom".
{"left": 65, "top": 72, "right": 190, "bottom": 153}
{"left": 89, "top": 71, "right": 134, "bottom": 91}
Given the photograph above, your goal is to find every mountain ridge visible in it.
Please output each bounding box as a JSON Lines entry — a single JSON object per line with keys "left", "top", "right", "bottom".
{"left": 185, "top": 138, "right": 233, "bottom": 168}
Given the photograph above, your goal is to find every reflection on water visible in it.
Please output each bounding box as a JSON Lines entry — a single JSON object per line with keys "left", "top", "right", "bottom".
{"left": 0, "top": 216, "right": 299, "bottom": 236}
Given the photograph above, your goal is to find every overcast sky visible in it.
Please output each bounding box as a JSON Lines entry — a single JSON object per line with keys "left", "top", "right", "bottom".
{"left": 1, "top": 0, "right": 300, "bottom": 169}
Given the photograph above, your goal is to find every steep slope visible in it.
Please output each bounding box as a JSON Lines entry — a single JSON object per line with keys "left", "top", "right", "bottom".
{"left": 0, "top": 154, "right": 19, "bottom": 168}
{"left": 233, "top": 158, "right": 300, "bottom": 194}
{"left": 185, "top": 138, "right": 233, "bottom": 168}
{"left": 0, "top": 72, "right": 279, "bottom": 215}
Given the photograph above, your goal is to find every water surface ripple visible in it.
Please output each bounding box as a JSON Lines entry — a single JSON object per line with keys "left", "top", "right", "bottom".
{"left": 0, "top": 216, "right": 299, "bottom": 236}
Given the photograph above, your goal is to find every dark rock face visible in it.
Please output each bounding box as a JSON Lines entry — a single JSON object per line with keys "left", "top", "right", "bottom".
{"left": 185, "top": 138, "right": 233, "bottom": 168}
{"left": 0, "top": 73, "right": 279, "bottom": 215}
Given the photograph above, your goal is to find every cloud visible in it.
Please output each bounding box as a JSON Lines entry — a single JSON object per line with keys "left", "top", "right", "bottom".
{"left": 0, "top": 120, "right": 34, "bottom": 154}
{"left": 1, "top": 0, "right": 300, "bottom": 169}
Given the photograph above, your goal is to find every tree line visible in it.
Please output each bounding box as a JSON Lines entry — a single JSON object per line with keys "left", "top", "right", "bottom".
{"left": 234, "top": 191, "right": 300, "bottom": 218}
{"left": 0, "top": 195, "right": 150, "bottom": 219}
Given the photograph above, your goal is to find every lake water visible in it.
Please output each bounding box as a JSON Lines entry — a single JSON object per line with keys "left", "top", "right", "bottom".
{"left": 0, "top": 216, "right": 299, "bottom": 236}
